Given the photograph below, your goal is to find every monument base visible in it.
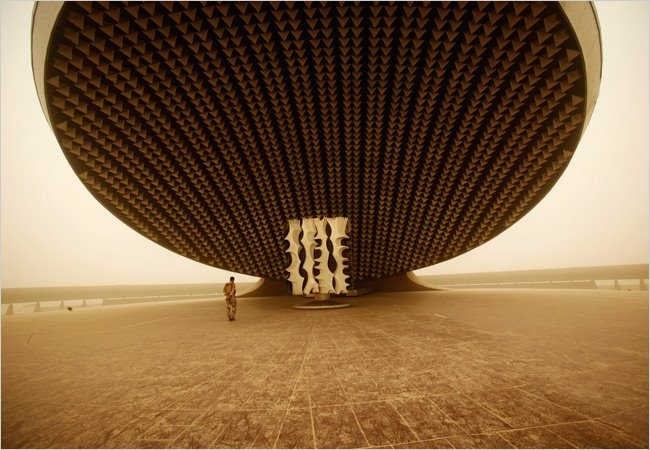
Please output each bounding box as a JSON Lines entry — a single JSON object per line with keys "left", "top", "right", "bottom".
{"left": 292, "top": 299, "right": 351, "bottom": 310}
{"left": 354, "top": 271, "right": 444, "bottom": 292}
{"left": 292, "top": 291, "right": 351, "bottom": 309}
{"left": 239, "top": 271, "right": 442, "bottom": 300}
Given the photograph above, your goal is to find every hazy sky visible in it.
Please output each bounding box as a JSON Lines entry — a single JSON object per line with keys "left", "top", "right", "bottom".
{"left": 1, "top": 2, "right": 648, "bottom": 288}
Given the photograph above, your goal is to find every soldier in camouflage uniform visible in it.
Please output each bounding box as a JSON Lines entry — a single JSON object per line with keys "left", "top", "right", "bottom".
{"left": 223, "top": 276, "right": 237, "bottom": 321}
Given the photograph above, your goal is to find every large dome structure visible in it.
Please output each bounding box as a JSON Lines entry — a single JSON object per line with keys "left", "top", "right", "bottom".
{"left": 32, "top": 1, "right": 601, "bottom": 286}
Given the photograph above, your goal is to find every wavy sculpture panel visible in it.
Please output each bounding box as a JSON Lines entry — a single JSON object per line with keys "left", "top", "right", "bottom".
{"left": 300, "top": 218, "right": 319, "bottom": 296}
{"left": 285, "top": 219, "right": 303, "bottom": 295}
{"left": 286, "top": 217, "right": 348, "bottom": 296}
{"left": 314, "top": 218, "right": 334, "bottom": 294}
{"left": 328, "top": 217, "right": 350, "bottom": 294}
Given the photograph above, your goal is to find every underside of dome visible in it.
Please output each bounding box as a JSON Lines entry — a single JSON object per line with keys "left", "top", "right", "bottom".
{"left": 33, "top": 1, "right": 601, "bottom": 283}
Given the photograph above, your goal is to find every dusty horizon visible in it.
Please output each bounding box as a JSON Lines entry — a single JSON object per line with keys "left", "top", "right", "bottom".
{"left": 0, "top": 263, "right": 646, "bottom": 291}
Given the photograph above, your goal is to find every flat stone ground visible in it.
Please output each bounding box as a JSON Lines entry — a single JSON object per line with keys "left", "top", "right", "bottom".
{"left": 2, "top": 289, "right": 647, "bottom": 449}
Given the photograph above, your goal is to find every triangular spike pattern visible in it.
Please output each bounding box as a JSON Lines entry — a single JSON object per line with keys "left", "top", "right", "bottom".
{"left": 43, "top": 2, "right": 588, "bottom": 283}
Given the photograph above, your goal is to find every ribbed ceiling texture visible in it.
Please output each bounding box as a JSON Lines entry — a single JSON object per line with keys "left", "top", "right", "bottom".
{"left": 44, "top": 1, "right": 587, "bottom": 283}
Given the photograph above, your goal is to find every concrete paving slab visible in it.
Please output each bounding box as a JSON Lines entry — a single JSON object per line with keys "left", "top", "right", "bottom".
{"left": 2, "top": 289, "right": 647, "bottom": 448}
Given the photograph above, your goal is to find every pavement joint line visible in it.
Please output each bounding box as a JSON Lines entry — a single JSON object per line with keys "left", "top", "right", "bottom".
{"left": 247, "top": 367, "right": 293, "bottom": 445}
{"left": 594, "top": 419, "right": 648, "bottom": 448}
{"left": 589, "top": 418, "right": 646, "bottom": 446}
{"left": 272, "top": 326, "right": 312, "bottom": 449}
{"left": 374, "top": 354, "right": 428, "bottom": 443}
{"left": 539, "top": 425, "right": 580, "bottom": 449}
{"left": 594, "top": 403, "right": 650, "bottom": 420}
{"left": 332, "top": 361, "right": 372, "bottom": 448}
{"left": 541, "top": 419, "right": 634, "bottom": 449}
{"left": 512, "top": 385, "right": 590, "bottom": 421}
{"left": 206, "top": 366, "right": 259, "bottom": 448}
{"left": 459, "top": 390, "right": 516, "bottom": 430}
{"left": 381, "top": 436, "right": 455, "bottom": 448}
{"left": 495, "top": 429, "right": 520, "bottom": 448}
{"left": 386, "top": 397, "right": 422, "bottom": 443}
{"left": 422, "top": 396, "right": 463, "bottom": 438}
{"left": 306, "top": 327, "right": 318, "bottom": 449}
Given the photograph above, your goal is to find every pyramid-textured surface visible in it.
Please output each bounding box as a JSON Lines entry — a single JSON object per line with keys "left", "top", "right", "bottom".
{"left": 43, "top": 2, "right": 590, "bottom": 282}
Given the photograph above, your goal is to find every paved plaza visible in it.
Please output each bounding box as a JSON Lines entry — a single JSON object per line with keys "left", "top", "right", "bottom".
{"left": 2, "top": 289, "right": 648, "bottom": 448}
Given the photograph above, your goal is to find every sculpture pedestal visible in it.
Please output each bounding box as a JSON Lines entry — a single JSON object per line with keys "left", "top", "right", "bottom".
{"left": 292, "top": 292, "right": 351, "bottom": 309}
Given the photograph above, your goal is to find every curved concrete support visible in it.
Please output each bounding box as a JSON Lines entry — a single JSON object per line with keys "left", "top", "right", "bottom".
{"left": 357, "top": 272, "right": 445, "bottom": 293}
{"left": 238, "top": 278, "right": 290, "bottom": 298}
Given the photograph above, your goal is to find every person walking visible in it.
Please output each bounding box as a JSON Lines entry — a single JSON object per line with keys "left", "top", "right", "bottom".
{"left": 223, "top": 276, "right": 237, "bottom": 321}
